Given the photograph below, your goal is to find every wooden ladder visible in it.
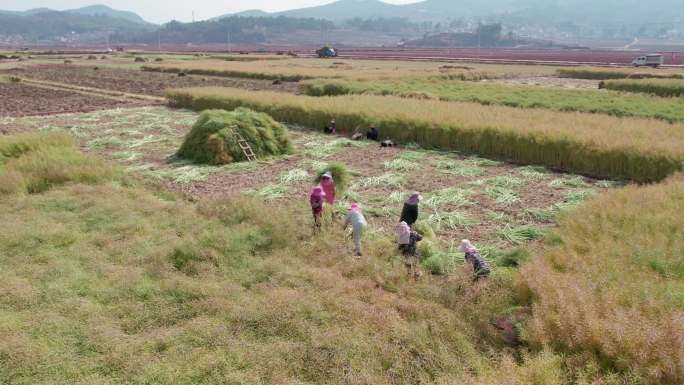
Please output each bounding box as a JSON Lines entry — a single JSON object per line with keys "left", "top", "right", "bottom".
{"left": 233, "top": 131, "right": 257, "bottom": 162}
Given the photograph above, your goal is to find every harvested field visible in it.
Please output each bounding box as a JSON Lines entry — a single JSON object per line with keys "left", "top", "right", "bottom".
{"left": 487, "top": 76, "right": 600, "bottom": 89}
{"left": 3, "top": 64, "right": 300, "bottom": 96}
{"left": 0, "top": 82, "right": 141, "bottom": 123}
{"left": 2, "top": 106, "right": 615, "bottom": 249}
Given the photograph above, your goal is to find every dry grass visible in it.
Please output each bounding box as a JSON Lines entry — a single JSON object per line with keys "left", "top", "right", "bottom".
{"left": 144, "top": 57, "right": 560, "bottom": 81}
{"left": 167, "top": 87, "right": 684, "bottom": 182}
{"left": 523, "top": 173, "right": 684, "bottom": 384}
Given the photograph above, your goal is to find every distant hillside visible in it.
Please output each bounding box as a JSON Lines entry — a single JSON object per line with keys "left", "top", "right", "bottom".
{"left": 0, "top": 9, "right": 153, "bottom": 44}
{"left": 220, "top": 0, "right": 684, "bottom": 27}
{"left": 68, "top": 4, "right": 150, "bottom": 24}
{"left": 0, "top": 4, "right": 150, "bottom": 25}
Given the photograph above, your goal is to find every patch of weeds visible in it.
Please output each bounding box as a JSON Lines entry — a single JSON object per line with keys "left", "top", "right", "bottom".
{"left": 128, "top": 135, "right": 166, "bottom": 148}
{"left": 148, "top": 165, "right": 219, "bottom": 184}
{"left": 303, "top": 159, "right": 328, "bottom": 172}
{"left": 112, "top": 151, "right": 141, "bottom": 161}
{"left": 526, "top": 206, "right": 561, "bottom": 222}
{"left": 517, "top": 165, "right": 548, "bottom": 180}
{"left": 468, "top": 156, "right": 502, "bottom": 167}
{"left": 384, "top": 158, "right": 419, "bottom": 171}
{"left": 485, "top": 186, "right": 519, "bottom": 205}
{"left": 435, "top": 159, "right": 484, "bottom": 177}
{"left": 279, "top": 168, "right": 309, "bottom": 184}
{"left": 497, "top": 225, "right": 545, "bottom": 244}
{"left": 87, "top": 136, "right": 126, "bottom": 150}
{"left": 224, "top": 161, "right": 259, "bottom": 172}
{"left": 389, "top": 191, "right": 407, "bottom": 203}
{"left": 427, "top": 211, "right": 479, "bottom": 231}
{"left": 596, "top": 180, "right": 620, "bottom": 188}
{"left": 495, "top": 248, "right": 530, "bottom": 268}
{"left": 126, "top": 163, "right": 155, "bottom": 173}
{"left": 423, "top": 187, "right": 472, "bottom": 208}
{"left": 486, "top": 210, "right": 511, "bottom": 223}
{"left": 549, "top": 175, "right": 589, "bottom": 189}
{"left": 485, "top": 176, "right": 523, "bottom": 189}
{"left": 252, "top": 184, "right": 288, "bottom": 200}
{"left": 564, "top": 189, "right": 597, "bottom": 205}
{"left": 352, "top": 173, "right": 404, "bottom": 190}
{"left": 364, "top": 206, "right": 400, "bottom": 218}
{"left": 398, "top": 151, "right": 426, "bottom": 161}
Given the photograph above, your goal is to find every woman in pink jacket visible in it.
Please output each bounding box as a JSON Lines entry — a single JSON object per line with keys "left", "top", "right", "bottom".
{"left": 319, "top": 171, "right": 336, "bottom": 217}
{"left": 309, "top": 186, "right": 326, "bottom": 232}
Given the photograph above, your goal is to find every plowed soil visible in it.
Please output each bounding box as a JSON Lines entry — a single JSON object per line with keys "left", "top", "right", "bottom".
{"left": 0, "top": 82, "right": 139, "bottom": 122}
{"left": 5, "top": 65, "right": 300, "bottom": 96}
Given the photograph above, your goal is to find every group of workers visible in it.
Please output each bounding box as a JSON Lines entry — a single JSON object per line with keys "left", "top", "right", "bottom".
{"left": 324, "top": 120, "right": 379, "bottom": 141}
{"left": 308, "top": 170, "right": 491, "bottom": 280}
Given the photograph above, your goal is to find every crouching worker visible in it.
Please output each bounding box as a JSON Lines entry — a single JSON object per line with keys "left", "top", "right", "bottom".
{"left": 324, "top": 119, "right": 336, "bottom": 134}
{"left": 343, "top": 203, "right": 367, "bottom": 257}
{"left": 397, "top": 221, "right": 423, "bottom": 280}
{"left": 366, "top": 125, "right": 379, "bottom": 141}
{"left": 459, "top": 239, "right": 491, "bottom": 279}
{"left": 309, "top": 186, "right": 326, "bottom": 232}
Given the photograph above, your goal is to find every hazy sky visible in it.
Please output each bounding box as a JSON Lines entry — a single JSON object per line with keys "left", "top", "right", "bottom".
{"left": 2, "top": 0, "right": 421, "bottom": 23}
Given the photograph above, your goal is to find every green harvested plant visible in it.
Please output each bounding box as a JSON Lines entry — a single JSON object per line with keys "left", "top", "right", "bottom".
{"left": 177, "top": 108, "right": 293, "bottom": 165}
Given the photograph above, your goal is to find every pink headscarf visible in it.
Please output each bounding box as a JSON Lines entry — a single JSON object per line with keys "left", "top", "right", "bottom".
{"left": 349, "top": 202, "right": 361, "bottom": 212}
{"left": 320, "top": 172, "right": 335, "bottom": 205}
{"left": 458, "top": 239, "right": 477, "bottom": 253}
{"left": 397, "top": 221, "right": 411, "bottom": 245}
{"left": 406, "top": 192, "right": 422, "bottom": 205}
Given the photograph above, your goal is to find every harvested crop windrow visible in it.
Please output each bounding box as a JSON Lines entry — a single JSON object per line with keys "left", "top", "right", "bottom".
{"left": 557, "top": 67, "right": 684, "bottom": 80}
{"left": 167, "top": 87, "right": 684, "bottom": 182}
{"left": 177, "top": 108, "right": 293, "bottom": 164}
{"left": 602, "top": 78, "right": 684, "bottom": 97}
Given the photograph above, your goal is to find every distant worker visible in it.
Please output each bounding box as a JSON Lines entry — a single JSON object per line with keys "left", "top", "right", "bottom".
{"left": 309, "top": 186, "right": 326, "bottom": 232}
{"left": 324, "top": 119, "right": 337, "bottom": 134}
{"left": 320, "top": 171, "right": 336, "bottom": 215}
{"left": 459, "top": 239, "right": 491, "bottom": 279}
{"left": 399, "top": 192, "right": 422, "bottom": 227}
{"left": 397, "top": 221, "right": 423, "bottom": 279}
{"left": 366, "top": 125, "right": 379, "bottom": 141}
{"left": 344, "top": 203, "right": 367, "bottom": 257}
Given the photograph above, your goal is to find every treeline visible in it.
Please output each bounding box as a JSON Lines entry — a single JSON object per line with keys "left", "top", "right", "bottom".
{"left": 115, "top": 16, "right": 336, "bottom": 45}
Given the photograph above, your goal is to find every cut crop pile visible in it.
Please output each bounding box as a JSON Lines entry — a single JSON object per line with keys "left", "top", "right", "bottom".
{"left": 177, "top": 107, "right": 293, "bottom": 164}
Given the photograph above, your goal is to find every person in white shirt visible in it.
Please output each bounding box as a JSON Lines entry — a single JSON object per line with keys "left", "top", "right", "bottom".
{"left": 343, "top": 202, "right": 367, "bottom": 257}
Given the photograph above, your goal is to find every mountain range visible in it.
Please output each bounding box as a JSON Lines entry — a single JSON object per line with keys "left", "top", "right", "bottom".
{"left": 221, "top": 0, "right": 684, "bottom": 26}
{"left": 0, "top": 4, "right": 150, "bottom": 25}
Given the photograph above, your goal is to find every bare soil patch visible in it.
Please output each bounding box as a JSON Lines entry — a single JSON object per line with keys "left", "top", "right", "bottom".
{"left": 0, "top": 82, "right": 140, "bottom": 126}
{"left": 4, "top": 64, "right": 300, "bottom": 96}
{"left": 485, "top": 76, "right": 601, "bottom": 89}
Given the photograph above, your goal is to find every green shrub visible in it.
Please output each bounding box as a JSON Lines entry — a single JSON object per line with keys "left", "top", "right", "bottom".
{"left": 313, "top": 162, "right": 350, "bottom": 195}
{"left": 177, "top": 108, "right": 293, "bottom": 164}
{"left": 413, "top": 220, "right": 436, "bottom": 239}
{"left": 557, "top": 67, "right": 684, "bottom": 80}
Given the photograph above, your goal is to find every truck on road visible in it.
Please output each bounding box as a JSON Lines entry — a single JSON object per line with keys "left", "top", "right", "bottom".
{"left": 631, "top": 53, "right": 664, "bottom": 67}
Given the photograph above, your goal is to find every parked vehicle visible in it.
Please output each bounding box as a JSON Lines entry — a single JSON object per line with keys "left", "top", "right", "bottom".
{"left": 632, "top": 54, "right": 664, "bottom": 67}
{"left": 316, "top": 46, "right": 337, "bottom": 58}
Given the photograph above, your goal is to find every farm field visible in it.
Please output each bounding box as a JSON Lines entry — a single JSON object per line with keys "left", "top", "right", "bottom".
{"left": 1, "top": 52, "right": 682, "bottom": 385}
{"left": 143, "top": 57, "right": 564, "bottom": 80}
{"left": 0, "top": 81, "right": 143, "bottom": 121}
{"left": 301, "top": 77, "right": 684, "bottom": 122}
{"left": 3, "top": 64, "right": 300, "bottom": 96}
{"left": 0, "top": 106, "right": 612, "bottom": 250}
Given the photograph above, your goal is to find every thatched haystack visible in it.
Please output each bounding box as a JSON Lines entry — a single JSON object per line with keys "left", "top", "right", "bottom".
{"left": 177, "top": 108, "right": 293, "bottom": 164}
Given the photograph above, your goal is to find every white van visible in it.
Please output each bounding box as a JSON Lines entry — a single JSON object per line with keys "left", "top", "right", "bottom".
{"left": 631, "top": 54, "right": 664, "bottom": 68}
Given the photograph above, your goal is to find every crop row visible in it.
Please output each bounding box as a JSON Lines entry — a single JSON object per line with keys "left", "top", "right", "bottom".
{"left": 166, "top": 87, "right": 684, "bottom": 182}
{"left": 301, "top": 77, "right": 684, "bottom": 123}
{"left": 557, "top": 67, "right": 684, "bottom": 80}
{"left": 601, "top": 78, "right": 684, "bottom": 97}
